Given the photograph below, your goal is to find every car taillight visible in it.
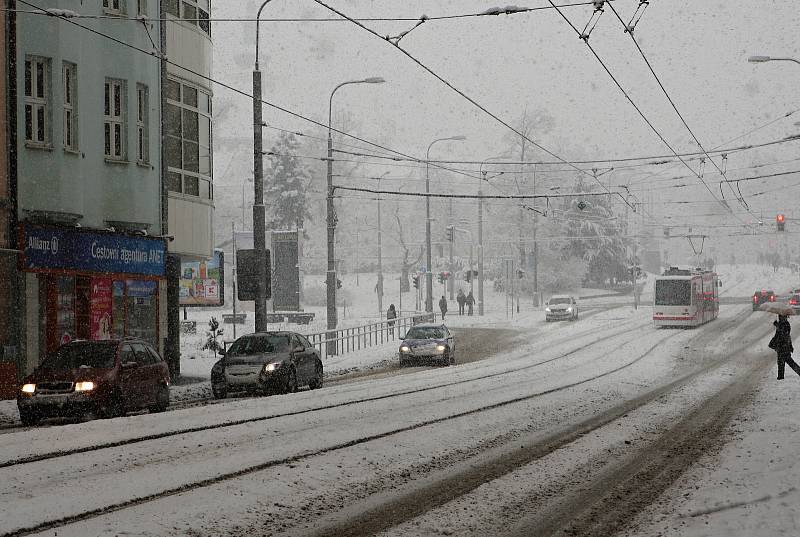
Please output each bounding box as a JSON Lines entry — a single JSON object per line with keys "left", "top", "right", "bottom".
{"left": 753, "top": 295, "right": 758, "bottom": 302}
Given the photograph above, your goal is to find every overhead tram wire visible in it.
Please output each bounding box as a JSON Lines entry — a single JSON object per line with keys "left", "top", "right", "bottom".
{"left": 307, "top": 0, "right": 635, "bottom": 212}
{"left": 606, "top": 2, "right": 759, "bottom": 216}
{"left": 5, "top": 2, "right": 615, "bottom": 23}
{"left": 16, "top": 0, "right": 494, "bottom": 187}
{"left": 544, "top": 1, "right": 756, "bottom": 231}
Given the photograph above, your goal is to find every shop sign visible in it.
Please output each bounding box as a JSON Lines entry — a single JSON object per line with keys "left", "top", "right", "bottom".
{"left": 21, "top": 224, "right": 166, "bottom": 276}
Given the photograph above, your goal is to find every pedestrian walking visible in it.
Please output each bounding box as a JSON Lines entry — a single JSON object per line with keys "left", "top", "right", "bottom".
{"left": 457, "top": 289, "right": 466, "bottom": 315}
{"left": 769, "top": 315, "right": 800, "bottom": 379}
{"left": 439, "top": 295, "right": 448, "bottom": 320}
{"left": 466, "top": 291, "right": 475, "bottom": 316}
{"left": 387, "top": 304, "right": 397, "bottom": 335}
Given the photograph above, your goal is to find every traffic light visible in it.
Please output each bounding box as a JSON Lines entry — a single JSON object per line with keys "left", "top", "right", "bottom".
{"left": 517, "top": 269, "right": 525, "bottom": 279}
{"left": 777, "top": 213, "right": 786, "bottom": 232}
{"left": 412, "top": 274, "right": 420, "bottom": 289}
{"left": 437, "top": 273, "right": 444, "bottom": 284}
{"left": 445, "top": 225, "right": 454, "bottom": 242}
{"left": 336, "top": 278, "right": 342, "bottom": 289}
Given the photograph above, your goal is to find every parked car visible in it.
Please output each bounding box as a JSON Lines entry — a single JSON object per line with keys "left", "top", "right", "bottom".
{"left": 398, "top": 323, "right": 456, "bottom": 367}
{"left": 545, "top": 295, "right": 579, "bottom": 322}
{"left": 753, "top": 289, "right": 776, "bottom": 311}
{"left": 788, "top": 294, "right": 800, "bottom": 313}
{"left": 211, "top": 331, "right": 323, "bottom": 398}
{"left": 17, "top": 338, "right": 170, "bottom": 426}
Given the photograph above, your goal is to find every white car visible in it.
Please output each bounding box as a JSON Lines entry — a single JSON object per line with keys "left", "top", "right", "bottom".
{"left": 545, "top": 295, "right": 579, "bottom": 322}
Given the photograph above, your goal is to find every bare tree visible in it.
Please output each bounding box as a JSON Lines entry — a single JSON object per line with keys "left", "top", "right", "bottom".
{"left": 394, "top": 205, "right": 424, "bottom": 292}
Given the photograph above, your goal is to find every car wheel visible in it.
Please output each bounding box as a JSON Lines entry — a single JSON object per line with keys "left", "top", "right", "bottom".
{"left": 308, "top": 362, "right": 323, "bottom": 390}
{"left": 212, "top": 383, "right": 227, "bottom": 400}
{"left": 284, "top": 368, "right": 298, "bottom": 394}
{"left": 19, "top": 408, "right": 39, "bottom": 427}
{"left": 149, "top": 385, "right": 170, "bottom": 413}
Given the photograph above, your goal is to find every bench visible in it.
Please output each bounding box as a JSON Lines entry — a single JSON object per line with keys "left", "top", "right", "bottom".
{"left": 266, "top": 312, "right": 316, "bottom": 325}
{"left": 221, "top": 313, "right": 248, "bottom": 324}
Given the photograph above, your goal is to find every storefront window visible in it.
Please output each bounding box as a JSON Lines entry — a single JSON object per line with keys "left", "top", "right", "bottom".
{"left": 126, "top": 280, "right": 158, "bottom": 347}
{"left": 55, "top": 276, "right": 75, "bottom": 346}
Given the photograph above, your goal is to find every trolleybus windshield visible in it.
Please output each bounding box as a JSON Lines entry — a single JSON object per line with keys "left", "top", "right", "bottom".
{"left": 655, "top": 280, "right": 691, "bottom": 306}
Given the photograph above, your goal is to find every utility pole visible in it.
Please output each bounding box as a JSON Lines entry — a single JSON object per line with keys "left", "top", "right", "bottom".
{"left": 448, "top": 197, "right": 454, "bottom": 301}
{"left": 376, "top": 175, "right": 384, "bottom": 316}
{"left": 252, "top": 23, "right": 268, "bottom": 333}
{"left": 478, "top": 172, "right": 485, "bottom": 316}
{"left": 532, "top": 163, "right": 539, "bottom": 306}
{"left": 232, "top": 222, "right": 238, "bottom": 340}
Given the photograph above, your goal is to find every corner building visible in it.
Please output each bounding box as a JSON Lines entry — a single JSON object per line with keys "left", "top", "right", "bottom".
{"left": 12, "top": 0, "right": 167, "bottom": 378}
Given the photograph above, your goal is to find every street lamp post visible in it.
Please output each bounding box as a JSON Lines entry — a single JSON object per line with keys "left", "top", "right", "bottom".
{"left": 326, "top": 77, "right": 385, "bottom": 337}
{"left": 252, "top": 0, "right": 274, "bottom": 333}
{"left": 425, "top": 136, "right": 466, "bottom": 312}
{"left": 478, "top": 155, "right": 509, "bottom": 316}
{"left": 373, "top": 171, "right": 390, "bottom": 316}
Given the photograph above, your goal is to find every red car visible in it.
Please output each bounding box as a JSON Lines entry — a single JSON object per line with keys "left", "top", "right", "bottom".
{"left": 17, "top": 339, "right": 170, "bottom": 426}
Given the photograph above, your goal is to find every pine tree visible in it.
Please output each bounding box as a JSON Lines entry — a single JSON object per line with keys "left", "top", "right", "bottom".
{"left": 264, "top": 132, "right": 313, "bottom": 232}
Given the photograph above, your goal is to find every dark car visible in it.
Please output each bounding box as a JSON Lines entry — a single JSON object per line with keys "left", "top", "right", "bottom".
{"left": 398, "top": 323, "right": 456, "bottom": 367}
{"left": 753, "top": 289, "right": 776, "bottom": 311}
{"left": 17, "top": 339, "right": 170, "bottom": 426}
{"left": 211, "top": 331, "right": 323, "bottom": 398}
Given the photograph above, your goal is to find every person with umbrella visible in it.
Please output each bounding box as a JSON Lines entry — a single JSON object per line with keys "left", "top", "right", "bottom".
{"left": 769, "top": 313, "right": 800, "bottom": 379}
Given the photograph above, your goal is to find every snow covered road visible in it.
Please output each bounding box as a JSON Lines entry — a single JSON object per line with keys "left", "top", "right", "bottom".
{"left": 0, "top": 305, "right": 781, "bottom": 537}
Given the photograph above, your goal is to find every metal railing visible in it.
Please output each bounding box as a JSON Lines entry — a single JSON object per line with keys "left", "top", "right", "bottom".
{"left": 306, "top": 312, "right": 436, "bottom": 357}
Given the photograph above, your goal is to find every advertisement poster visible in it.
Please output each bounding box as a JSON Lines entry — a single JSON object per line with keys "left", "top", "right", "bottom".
{"left": 90, "top": 278, "right": 113, "bottom": 341}
{"left": 180, "top": 250, "right": 224, "bottom": 307}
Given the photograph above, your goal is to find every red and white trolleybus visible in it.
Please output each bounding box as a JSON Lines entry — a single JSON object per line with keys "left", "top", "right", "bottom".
{"left": 653, "top": 267, "right": 721, "bottom": 327}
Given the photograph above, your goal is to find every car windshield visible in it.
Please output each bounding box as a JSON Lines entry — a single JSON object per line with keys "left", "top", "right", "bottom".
{"left": 227, "top": 335, "right": 290, "bottom": 356}
{"left": 405, "top": 327, "right": 446, "bottom": 339}
{"left": 39, "top": 342, "right": 117, "bottom": 369}
{"left": 549, "top": 297, "right": 572, "bottom": 305}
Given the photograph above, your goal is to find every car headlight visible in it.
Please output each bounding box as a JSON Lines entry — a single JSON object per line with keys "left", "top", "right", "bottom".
{"left": 21, "top": 383, "right": 35, "bottom": 394}
{"left": 264, "top": 363, "right": 281, "bottom": 372}
{"left": 567, "top": 307, "right": 573, "bottom": 312}
{"left": 74, "top": 381, "right": 95, "bottom": 392}
{"left": 400, "top": 345, "right": 411, "bottom": 353}
{"left": 436, "top": 344, "right": 447, "bottom": 353}
{"left": 545, "top": 307, "right": 551, "bottom": 312}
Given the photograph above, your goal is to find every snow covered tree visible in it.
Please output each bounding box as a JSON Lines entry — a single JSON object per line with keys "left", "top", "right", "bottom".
{"left": 561, "top": 179, "right": 628, "bottom": 286}
{"left": 264, "top": 132, "right": 313, "bottom": 233}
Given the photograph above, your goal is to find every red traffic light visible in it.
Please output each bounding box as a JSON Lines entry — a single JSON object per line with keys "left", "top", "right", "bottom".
{"left": 777, "top": 214, "right": 785, "bottom": 223}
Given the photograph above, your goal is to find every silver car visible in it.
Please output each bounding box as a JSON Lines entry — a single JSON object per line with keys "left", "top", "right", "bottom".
{"left": 398, "top": 323, "right": 456, "bottom": 367}
{"left": 545, "top": 295, "right": 579, "bottom": 322}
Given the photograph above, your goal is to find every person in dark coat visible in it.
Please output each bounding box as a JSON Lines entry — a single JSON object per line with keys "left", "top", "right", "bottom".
{"left": 770, "top": 314, "right": 800, "bottom": 379}
{"left": 466, "top": 291, "right": 475, "bottom": 316}
{"left": 457, "top": 289, "right": 466, "bottom": 315}
{"left": 387, "top": 304, "right": 397, "bottom": 334}
{"left": 439, "top": 296, "right": 448, "bottom": 320}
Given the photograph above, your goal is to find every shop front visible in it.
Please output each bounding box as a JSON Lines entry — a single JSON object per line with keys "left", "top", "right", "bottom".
{"left": 19, "top": 224, "right": 166, "bottom": 370}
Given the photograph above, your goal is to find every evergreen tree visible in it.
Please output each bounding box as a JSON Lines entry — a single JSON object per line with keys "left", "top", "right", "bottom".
{"left": 561, "top": 179, "right": 627, "bottom": 285}
{"left": 264, "top": 132, "right": 313, "bottom": 232}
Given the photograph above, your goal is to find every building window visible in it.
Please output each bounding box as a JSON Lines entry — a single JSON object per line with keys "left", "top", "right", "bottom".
{"left": 104, "top": 79, "right": 126, "bottom": 160}
{"left": 103, "top": 0, "right": 126, "bottom": 15}
{"left": 24, "top": 56, "right": 50, "bottom": 145}
{"left": 169, "top": 0, "right": 211, "bottom": 36}
{"left": 136, "top": 84, "right": 149, "bottom": 164}
{"left": 166, "top": 78, "right": 212, "bottom": 199}
{"left": 136, "top": 0, "right": 146, "bottom": 16}
{"left": 62, "top": 62, "right": 78, "bottom": 151}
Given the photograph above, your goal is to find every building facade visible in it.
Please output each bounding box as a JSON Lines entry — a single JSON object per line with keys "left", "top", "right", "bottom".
{"left": 11, "top": 0, "right": 167, "bottom": 381}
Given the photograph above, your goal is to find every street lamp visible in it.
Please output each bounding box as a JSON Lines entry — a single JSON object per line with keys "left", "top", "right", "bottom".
{"left": 327, "top": 77, "right": 385, "bottom": 335}
{"left": 748, "top": 55, "right": 800, "bottom": 65}
{"left": 372, "top": 171, "right": 390, "bottom": 316}
{"left": 252, "top": 0, "right": 276, "bottom": 332}
{"left": 477, "top": 155, "right": 509, "bottom": 316}
{"left": 425, "top": 136, "right": 466, "bottom": 312}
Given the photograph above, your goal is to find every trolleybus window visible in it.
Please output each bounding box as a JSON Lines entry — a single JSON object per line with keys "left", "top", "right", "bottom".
{"left": 655, "top": 280, "right": 691, "bottom": 306}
